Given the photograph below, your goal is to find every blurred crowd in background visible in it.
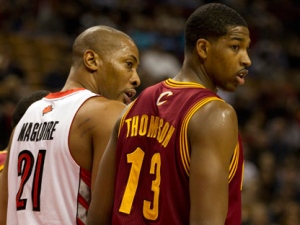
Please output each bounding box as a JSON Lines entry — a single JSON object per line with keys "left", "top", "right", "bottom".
{"left": 0, "top": 0, "right": 299, "bottom": 224}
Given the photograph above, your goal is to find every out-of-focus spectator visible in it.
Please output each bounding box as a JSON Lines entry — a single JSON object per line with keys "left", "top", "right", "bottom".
{"left": 0, "top": 1, "right": 299, "bottom": 224}
{"left": 139, "top": 45, "right": 181, "bottom": 88}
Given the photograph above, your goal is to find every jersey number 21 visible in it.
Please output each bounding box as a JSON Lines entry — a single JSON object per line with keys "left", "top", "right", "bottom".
{"left": 16, "top": 149, "right": 46, "bottom": 211}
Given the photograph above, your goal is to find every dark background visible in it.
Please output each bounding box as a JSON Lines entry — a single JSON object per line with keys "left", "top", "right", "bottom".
{"left": 0, "top": 0, "right": 299, "bottom": 224}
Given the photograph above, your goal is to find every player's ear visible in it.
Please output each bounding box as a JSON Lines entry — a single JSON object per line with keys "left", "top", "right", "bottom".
{"left": 83, "top": 50, "right": 101, "bottom": 71}
{"left": 196, "top": 39, "right": 209, "bottom": 60}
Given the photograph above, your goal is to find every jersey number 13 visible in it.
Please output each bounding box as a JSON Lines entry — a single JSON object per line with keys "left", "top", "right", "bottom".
{"left": 119, "top": 147, "right": 161, "bottom": 221}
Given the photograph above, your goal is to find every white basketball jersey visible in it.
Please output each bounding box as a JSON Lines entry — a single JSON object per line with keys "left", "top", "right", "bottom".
{"left": 7, "top": 88, "right": 98, "bottom": 225}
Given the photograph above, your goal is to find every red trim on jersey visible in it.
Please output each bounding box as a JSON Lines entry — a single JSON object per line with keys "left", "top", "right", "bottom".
{"left": 45, "top": 88, "right": 86, "bottom": 99}
{"left": 76, "top": 168, "right": 91, "bottom": 225}
{"left": 80, "top": 167, "right": 91, "bottom": 186}
{"left": 77, "top": 218, "right": 85, "bottom": 225}
{"left": 78, "top": 195, "right": 89, "bottom": 210}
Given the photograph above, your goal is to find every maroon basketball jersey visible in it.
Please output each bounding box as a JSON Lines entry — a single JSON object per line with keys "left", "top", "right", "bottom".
{"left": 112, "top": 79, "right": 244, "bottom": 225}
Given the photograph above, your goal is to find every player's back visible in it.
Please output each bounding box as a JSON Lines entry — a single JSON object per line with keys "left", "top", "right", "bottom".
{"left": 7, "top": 89, "right": 97, "bottom": 225}
{"left": 112, "top": 79, "right": 227, "bottom": 224}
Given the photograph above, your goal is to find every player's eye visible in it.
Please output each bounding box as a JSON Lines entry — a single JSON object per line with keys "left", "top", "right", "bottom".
{"left": 126, "top": 62, "right": 133, "bottom": 68}
{"left": 231, "top": 45, "right": 240, "bottom": 51}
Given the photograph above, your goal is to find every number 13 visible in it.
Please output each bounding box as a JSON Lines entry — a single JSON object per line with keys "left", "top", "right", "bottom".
{"left": 119, "top": 148, "right": 161, "bottom": 221}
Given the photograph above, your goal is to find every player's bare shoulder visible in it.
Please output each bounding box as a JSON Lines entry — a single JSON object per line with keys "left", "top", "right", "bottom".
{"left": 75, "top": 96, "right": 126, "bottom": 128}
{"left": 188, "top": 100, "right": 238, "bottom": 137}
{"left": 206, "top": 100, "right": 237, "bottom": 121}
{"left": 69, "top": 96, "right": 127, "bottom": 170}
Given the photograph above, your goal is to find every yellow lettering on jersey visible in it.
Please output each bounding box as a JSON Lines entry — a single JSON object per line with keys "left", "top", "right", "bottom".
{"left": 131, "top": 116, "right": 139, "bottom": 136}
{"left": 156, "top": 118, "right": 164, "bottom": 140}
{"left": 125, "top": 118, "right": 132, "bottom": 137}
{"left": 157, "top": 121, "right": 169, "bottom": 143}
{"left": 147, "top": 116, "right": 160, "bottom": 138}
{"left": 139, "top": 115, "right": 148, "bottom": 136}
{"left": 161, "top": 125, "right": 175, "bottom": 147}
{"left": 124, "top": 115, "right": 175, "bottom": 148}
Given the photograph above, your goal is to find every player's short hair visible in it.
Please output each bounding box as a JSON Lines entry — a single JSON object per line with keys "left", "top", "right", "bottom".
{"left": 72, "top": 25, "right": 132, "bottom": 67}
{"left": 12, "top": 90, "right": 50, "bottom": 127}
{"left": 185, "top": 3, "right": 248, "bottom": 53}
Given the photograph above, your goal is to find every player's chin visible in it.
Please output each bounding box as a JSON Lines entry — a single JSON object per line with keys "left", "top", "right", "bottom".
{"left": 123, "top": 93, "right": 133, "bottom": 105}
{"left": 114, "top": 96, "right": 126, "bottom": 104}
{"left": 219, "top": 84, "right": 238, "bottom": 93}
{"left": 116, "top": 96, "right": 131, "bottom": 105}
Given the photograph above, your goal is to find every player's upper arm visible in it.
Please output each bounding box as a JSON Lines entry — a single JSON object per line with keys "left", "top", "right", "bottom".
{"left": 87, "top": 104, "right": 131, "bottom": 225}
{"left": 84, "top": 97, "right": 126, "bottom": 190}
{"left": 188, "top": 100, "right": 238, "bottom": 224}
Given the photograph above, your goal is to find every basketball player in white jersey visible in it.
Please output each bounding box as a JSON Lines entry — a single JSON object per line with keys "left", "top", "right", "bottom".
{"left": 0, "top": 25, "right": 140, "bottom": 225}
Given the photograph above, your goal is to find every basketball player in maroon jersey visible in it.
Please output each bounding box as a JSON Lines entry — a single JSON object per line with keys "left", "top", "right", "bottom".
{"left": 88, "top": 3, "right": 251, "bottom": 225}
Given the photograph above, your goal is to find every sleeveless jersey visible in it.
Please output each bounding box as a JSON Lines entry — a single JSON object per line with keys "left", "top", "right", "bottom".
{"left": 7, "top": 88, "right": 98, "bottom": 225}
{"left": 112, "top": 79, "right": 244, "bottom": 225}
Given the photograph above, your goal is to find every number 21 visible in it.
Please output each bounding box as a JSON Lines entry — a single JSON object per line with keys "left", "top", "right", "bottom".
{"left": 119, "top": 147, "right": 161, "bottom": 220}
{"left": 16, "top": 149, "right": 46, "bottom": 211}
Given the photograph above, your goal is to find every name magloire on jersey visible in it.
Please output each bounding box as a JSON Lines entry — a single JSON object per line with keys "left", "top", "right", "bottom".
{"left": 7, "top": 88, "right": 97, "bottom": 225}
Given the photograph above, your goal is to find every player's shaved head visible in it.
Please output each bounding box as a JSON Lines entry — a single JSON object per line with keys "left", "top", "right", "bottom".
{"left": 72, "top": 25, "right": 134, "bottom": 67}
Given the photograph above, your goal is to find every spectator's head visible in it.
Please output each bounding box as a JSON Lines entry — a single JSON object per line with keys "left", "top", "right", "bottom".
{"left": 12, "top": 90, "right": 50, "bottom": 127}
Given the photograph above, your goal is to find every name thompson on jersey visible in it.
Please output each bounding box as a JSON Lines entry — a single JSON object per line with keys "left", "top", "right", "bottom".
{"left": 17, "top": 121, "right": 59, "bottom": 142}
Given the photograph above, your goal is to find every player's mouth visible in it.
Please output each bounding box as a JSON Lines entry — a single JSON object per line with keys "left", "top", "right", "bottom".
{"left": 236, "top": 69, "right": 248, "bottom": 85}
{"left": 124, "top": 89, "right": 137, "bottom": 104}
